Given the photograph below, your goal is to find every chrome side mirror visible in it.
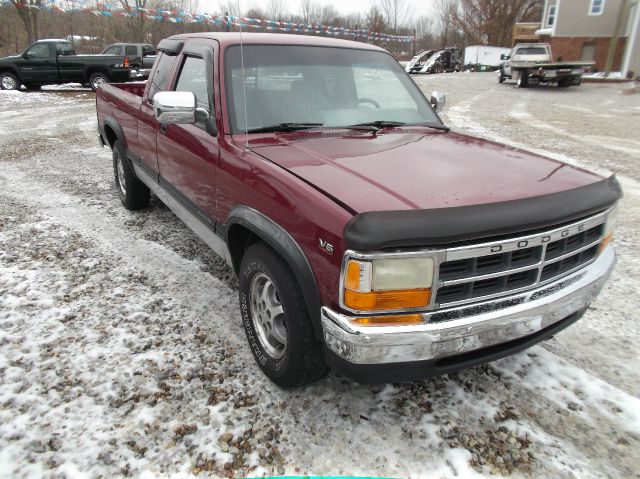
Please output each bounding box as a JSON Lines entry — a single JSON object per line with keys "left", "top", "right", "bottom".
{"left": 153, "top": 91, "right": 197, "bottom": 124}
{"left": 430, "top": 91, "right": 446, "bottom": 113}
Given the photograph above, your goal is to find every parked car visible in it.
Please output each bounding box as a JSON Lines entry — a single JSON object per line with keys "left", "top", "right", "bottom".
{"left": 499, "top": 43, "right": 593, "bottom": 88}
{"left": 405, "top": 50, "right": 435, "bottom": 73}
{"left": 101, "top": 43, "right": 156, "bottom": 80}
{"left": 96, "top": 33, "right": 620, "bottom": 387}
{"left": 425, "top": 48, "right": 460, "bottom": 74}
{"left": 0, "top": 39, "right": 133, "bottom": 91}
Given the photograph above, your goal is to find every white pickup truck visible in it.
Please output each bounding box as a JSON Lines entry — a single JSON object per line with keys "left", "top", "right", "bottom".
{"left": 499, "top": 43, "right": 593, "bottom": 88}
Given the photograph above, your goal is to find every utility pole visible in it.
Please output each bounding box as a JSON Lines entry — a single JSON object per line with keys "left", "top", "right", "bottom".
{"left": 412, "top": 28, "right": 416, "bottom": 56}
{"left": 604, "top": 0, "right": 631, "bottom": 77}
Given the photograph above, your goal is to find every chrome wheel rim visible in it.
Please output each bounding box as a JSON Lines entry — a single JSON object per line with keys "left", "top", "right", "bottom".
{"left": 1, "top": 76, "right": 17, "bottom": 90}
{"left": 92, "top": 76, "right": 106, "bottom": 89}
{"left": 250, "top": 272, "right": 286, "bottom": 359}
{"left": 115, "top": 154, "right": 126, "bottom": 196}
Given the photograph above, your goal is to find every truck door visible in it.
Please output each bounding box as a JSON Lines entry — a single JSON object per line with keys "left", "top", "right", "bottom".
{"left": 136, "top": 51, "right": 179, "bottom": 175}
{"left": 156, "top": 43, "right": 219, "bottom": 222}
{"left": 15, "top": 42, "right": 58, "bottom": 84}
{"left": 55, "top": 42, "right": 83, "bottom": 83}
{"left": 503, "top": 49, "right": 514, "bottom": 76}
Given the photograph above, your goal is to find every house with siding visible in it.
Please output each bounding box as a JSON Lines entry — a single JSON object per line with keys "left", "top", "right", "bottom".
{"left": 532, "top": 0, "right": 640, "bottom": 75}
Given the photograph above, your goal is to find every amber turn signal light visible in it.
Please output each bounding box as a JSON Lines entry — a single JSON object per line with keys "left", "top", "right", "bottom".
{"left": 344, "top": 288, "right": 432, "bottom": 311}
{"left": 351, "top": 314, "right": 424, "bottom": 327}
{"left": 600, "top": 233, "right": 613, "bottom": 253}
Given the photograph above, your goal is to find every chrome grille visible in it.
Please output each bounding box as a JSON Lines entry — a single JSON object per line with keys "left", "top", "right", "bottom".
{"left": 435, "top": 214, "right": 607, "bottom": 307}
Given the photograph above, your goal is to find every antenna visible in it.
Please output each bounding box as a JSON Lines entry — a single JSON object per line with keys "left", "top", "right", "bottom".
{"left": 239, "top": 20, "right": 249, "bottom": 150}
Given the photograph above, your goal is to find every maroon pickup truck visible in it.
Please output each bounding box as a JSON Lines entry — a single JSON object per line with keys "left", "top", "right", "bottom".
{"left": 96, "top": 33, "right": 620, "bottom": 387}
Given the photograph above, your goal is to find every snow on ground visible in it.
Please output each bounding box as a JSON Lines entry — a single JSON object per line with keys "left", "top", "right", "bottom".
{"left": 0, "top": 75, "right": 639, "bottom": 478}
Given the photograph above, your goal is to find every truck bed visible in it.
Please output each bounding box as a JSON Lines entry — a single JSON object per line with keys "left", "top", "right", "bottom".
{"left": 510, "top": 60, "right": 594, "bottom": 70}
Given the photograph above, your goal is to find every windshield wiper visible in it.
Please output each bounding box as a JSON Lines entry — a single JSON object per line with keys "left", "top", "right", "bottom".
{"left": 419, "top": 123, "right": 451, "bottom": 132}
{"left": 245, "top": 122, "right": 323, "bottom": 134}
{"left": 345, "top": 121, "right": 450, "bottom": 133}
{"left": 348, "top": 121, "right": 406, "bottom": 129}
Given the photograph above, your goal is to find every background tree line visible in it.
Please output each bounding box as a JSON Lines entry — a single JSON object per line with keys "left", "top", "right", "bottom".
{"left": 0, "top": 0, "right": 543, "bottom": 58}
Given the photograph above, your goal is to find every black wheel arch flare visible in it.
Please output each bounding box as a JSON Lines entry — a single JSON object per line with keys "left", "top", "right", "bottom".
{"left": 225, "top": 206, "right": 324, "bottom": 340}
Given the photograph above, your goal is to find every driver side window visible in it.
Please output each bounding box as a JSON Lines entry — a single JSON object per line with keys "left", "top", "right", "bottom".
{"left": 26, "top": 43, "right": 50, "bottom": 59}
{"left": 175, "top": 55, "right": 209, "bottom": 115}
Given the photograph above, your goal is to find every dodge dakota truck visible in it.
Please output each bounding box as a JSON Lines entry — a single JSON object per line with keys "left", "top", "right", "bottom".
{"left": 96, "top": 33, "right": 620, "bottom": 387}
{"left": 0, "top": 39, "right": 133, "bottom": 91}
{"left": 499, "top": 43, "right": 593, "bottom": 88}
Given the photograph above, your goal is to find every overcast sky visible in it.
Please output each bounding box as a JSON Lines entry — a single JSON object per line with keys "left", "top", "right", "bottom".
{"left": 199, "top": 0, "right": 437, "bottom": 19}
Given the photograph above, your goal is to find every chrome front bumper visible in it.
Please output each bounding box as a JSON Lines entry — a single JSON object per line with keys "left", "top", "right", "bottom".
{"left": 321, "top": 247, "right": 615, "bottom": 365}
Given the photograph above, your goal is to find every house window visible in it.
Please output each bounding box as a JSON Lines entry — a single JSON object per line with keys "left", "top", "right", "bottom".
{"left": 590, "top": 0, "right": 605, "bottom": 15}
{"left": 547, "top": 5, "right": 557, "bottom": 27}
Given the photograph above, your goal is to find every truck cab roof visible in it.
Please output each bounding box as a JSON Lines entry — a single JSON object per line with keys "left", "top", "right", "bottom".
{"left": 167, "top": 32, "right": 387, "bottom": 52}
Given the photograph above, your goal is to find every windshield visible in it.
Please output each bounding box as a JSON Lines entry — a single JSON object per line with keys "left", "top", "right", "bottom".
{"left": 225, "top": 45, "right": 440, "bottom": 133}
{"left": 516, "top": 47, "right": 548, "bottom": 55}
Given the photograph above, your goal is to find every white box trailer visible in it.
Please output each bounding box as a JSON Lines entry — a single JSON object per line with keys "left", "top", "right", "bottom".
{"left": 464, "top": 45, "right": 512, "bottom": 70}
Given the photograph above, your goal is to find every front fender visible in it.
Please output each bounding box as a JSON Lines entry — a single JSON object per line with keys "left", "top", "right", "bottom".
{"left": 226, "top": 206, "right": 323, "bottom": 339}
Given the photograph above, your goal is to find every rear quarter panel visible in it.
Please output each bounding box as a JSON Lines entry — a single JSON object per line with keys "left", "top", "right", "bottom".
{"left": 97, "top": 83, "right": 143, "bottom": 155}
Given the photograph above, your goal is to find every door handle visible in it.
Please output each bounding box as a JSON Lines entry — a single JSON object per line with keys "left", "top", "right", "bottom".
{"left": 160, "top": 125, "right": 167, "bottom": 135}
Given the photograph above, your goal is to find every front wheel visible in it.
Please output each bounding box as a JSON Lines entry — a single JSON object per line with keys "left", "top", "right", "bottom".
{"left": 239, "top": 242, "right": 328, "bottom": 388}
{"left": 0, "top": 71, "right": 20, "bottom": 90}
{"left": 89, "top": 72, "right": 109, "bottom": 91}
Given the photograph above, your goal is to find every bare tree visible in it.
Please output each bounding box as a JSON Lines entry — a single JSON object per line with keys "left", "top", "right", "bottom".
{"left": 299, "top": 0, "right": 321, "bottom": 24}
{"left": 452, "top": 0, "right": 542, "bottom": 46}
{"left": 413, "top": 15, "right": 434, "bottom": 50}
{"left": 366, "top": 5, "right": 386, "bottom": 43}
{"left": 319, "top": 4, "right": 338, "bottom": 26}
{"left": 8, "top": 0, "right": 43, "bottom": 44}
{"left": 266, "top": 0, "right": 286, "bottom": 20}
{"left": 435, "top": 0, "right": 458, "bottom": 48}
{"left": 218, "top": 0, "right": 241, "bottom": 16}
{"left": 375, "top": 0, "right": 410, "bottom": 34}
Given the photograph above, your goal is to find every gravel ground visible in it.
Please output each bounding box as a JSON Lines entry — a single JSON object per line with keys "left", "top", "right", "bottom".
{"left": 0, "top": 75, "right": 639, "bottom": 478}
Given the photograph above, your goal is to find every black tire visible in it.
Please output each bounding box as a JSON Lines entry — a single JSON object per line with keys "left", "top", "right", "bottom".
{"left": 498, "top": 71, "right": 505, "bottom": 83}
{"left": 558, "top": 80, "right": 570, "bottom": 88}
{"left": 0, "top": 71, "right": 20, "bottom": 90}
{"left": 89, "top": 72, "right": 109, "bottom": 91}
{"left": 516, "top": 70, "right": 529, "bottom": 88}
{"left": 24, "top": 83, "right": 41, "bottom": 91}
{"left": 239, "top": 241, "right": 328, "bottom": 388}
{"left": 112, "top": 141, "right": 150, "bottom": 210}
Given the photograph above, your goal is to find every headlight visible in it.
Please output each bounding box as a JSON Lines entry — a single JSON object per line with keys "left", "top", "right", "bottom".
{"left": 342, "top": 254, "right": 435, "bottom": 313}
{"left": 600, "top": 204, "right": 618, "bottom": 252}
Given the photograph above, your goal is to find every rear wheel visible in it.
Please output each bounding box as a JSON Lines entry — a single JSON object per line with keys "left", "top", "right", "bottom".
{"left": 239, "top": 242, "right": 328, "bottom": 388}
{"left": 0, "top": 71, "right": 20, "bottom": 90}
{"left": 498, "top": 70, "right": 505, "bottom": 83}
{"left": 89, "top": 72, "right": 109, "bottom": 91}
{"left": 516, "top": 70, "right": 529, "bottom": 88}
{"left": 112, "top": 141, "right": 149, "bottom": 210}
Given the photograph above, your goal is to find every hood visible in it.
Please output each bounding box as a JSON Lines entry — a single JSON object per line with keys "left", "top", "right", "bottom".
{"left": 248, "top": 128, "right": 603, "bottom": 214}
{"left": 0, "top": 55, "right": 20, "bottom": 63}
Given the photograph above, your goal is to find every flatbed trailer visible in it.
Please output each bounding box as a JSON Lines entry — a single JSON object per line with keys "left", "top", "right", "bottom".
{"left": 499, "top": 44, "right": 594, "bottom": 88}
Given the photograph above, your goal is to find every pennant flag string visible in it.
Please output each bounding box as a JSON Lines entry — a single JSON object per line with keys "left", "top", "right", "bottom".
{"left": 0, "top": 0, "right": 414, "bottom": 43}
